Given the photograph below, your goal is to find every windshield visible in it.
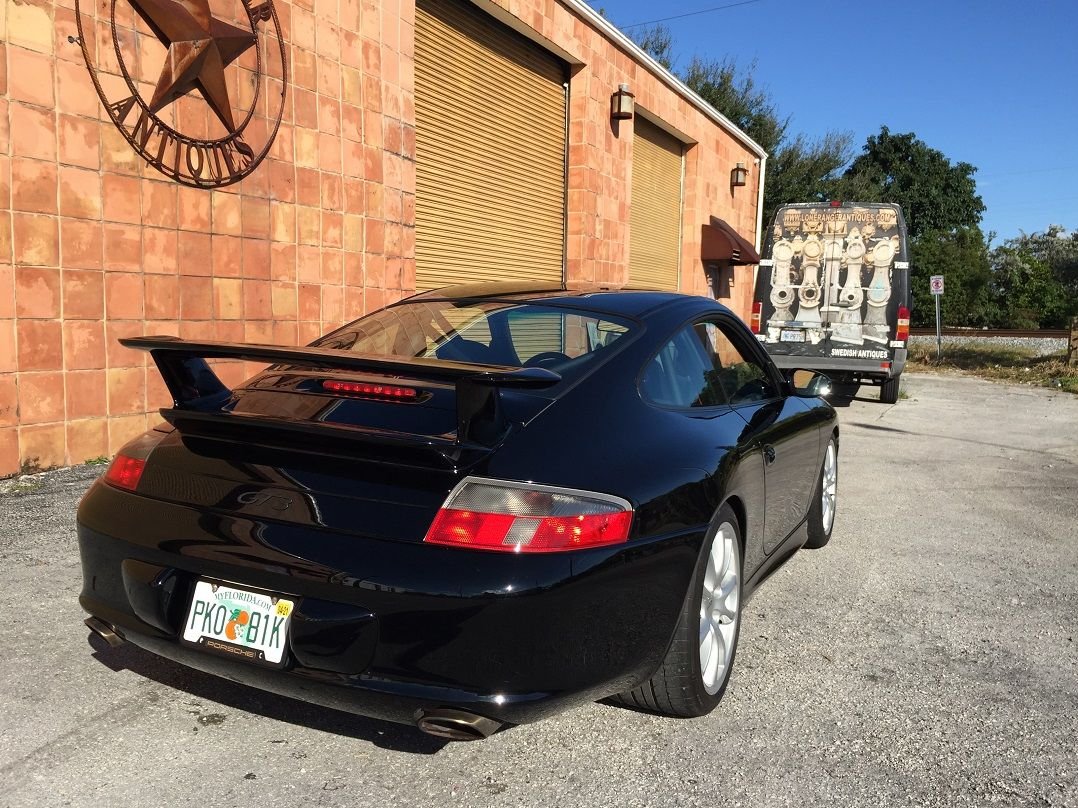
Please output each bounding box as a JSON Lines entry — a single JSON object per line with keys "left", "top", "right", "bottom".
{"left": 312, "top": 299, "right": 635, "bottom": 378}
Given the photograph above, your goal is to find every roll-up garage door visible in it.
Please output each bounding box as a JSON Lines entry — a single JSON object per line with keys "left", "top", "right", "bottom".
{"left": 629, "top": 117, "right": 685, "bottom": 290}
{"left": 414, "top": 0, "right": 567, "bottom": 291}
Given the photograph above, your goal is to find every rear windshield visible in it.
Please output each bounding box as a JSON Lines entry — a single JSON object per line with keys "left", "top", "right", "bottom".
{"left": 312, "top": 299, "right": 635, "bottom": 380}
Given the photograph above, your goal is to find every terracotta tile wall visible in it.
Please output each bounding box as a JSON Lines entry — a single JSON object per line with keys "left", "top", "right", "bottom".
{"left": 1, "top": 0, "right": 758, "bottom": 477}
{"left": 1, "top": 0, "right": 415, "bottom": 475}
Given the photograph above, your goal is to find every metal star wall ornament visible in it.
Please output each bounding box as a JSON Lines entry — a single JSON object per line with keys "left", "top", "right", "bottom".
{"left": 129, "top": 0, "right": 257, "bottom": 132}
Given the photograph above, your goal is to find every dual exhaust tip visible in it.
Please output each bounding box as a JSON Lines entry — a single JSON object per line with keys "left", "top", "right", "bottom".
{"left": 85, "top": 616, "right": 500, "bottom": 741}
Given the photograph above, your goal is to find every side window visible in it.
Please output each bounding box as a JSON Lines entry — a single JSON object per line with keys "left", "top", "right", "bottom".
{"left": 695, "top": 322, "right": 778, "bottom": 405}
{"left": 641, "top": 320, "right": 778, "bottom": 408}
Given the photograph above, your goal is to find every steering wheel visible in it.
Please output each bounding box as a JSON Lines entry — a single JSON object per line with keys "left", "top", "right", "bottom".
{"left": 524, "top": 351, "right": 571, "bottom": 368}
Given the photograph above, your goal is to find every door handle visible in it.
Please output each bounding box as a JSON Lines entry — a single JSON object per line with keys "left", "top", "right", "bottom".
{"left": 763, "top": 444, "right": 777, "bottom": 465}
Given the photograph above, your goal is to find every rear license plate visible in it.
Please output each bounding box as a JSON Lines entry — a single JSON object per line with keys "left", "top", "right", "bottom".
{"left": 780, "top": 329, "right": 806, "bottom": 343}
{"left": 182, "top": 580, "right": 294, "bottom": 667}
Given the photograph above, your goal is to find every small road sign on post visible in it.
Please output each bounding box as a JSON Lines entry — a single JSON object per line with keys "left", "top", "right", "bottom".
{"left": 930, "top": 276, "right": 944, "bottom": 359}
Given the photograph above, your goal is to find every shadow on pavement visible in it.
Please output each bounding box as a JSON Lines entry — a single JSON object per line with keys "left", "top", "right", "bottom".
{"left": 87, "top": 633, "right": 448, "bottom": 755}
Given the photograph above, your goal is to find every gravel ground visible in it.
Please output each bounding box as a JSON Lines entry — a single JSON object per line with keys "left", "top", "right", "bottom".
{"left": 1, "top": 373, "right": 1076, "bottom": 807}
{"left": 909, "top": 335, "right": 1068, "bottom": 355}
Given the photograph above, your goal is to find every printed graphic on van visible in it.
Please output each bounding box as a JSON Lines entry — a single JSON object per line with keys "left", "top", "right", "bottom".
{"left": 754, "top": 203, "right": 910, "bottom": 361}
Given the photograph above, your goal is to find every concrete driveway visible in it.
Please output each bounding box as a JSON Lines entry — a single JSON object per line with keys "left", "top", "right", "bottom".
{"left": 1, "top": 373, "right": 1076, "bottom": 807}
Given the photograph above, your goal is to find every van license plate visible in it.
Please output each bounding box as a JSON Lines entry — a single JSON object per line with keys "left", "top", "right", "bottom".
{"left": 182, "top": 580, "right": 294, "bottom": 667}
{"left": 780, "top": 329, "right": 805, "bottom": 343}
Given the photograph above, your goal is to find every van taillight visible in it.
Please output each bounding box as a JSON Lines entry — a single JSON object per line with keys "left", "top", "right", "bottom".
{"left": 896, "top": 306, "right": 910, "bottom": 342}
{"left": 750, "top": 301, "right": 762, "bottom": 334}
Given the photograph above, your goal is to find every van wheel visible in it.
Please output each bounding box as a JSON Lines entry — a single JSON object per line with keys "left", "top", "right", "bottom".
{"left": 880, "top": 375, "right": 900, "bottom": 404}
{"left": 615, "top": 505, "right": 742, "bottom": 717}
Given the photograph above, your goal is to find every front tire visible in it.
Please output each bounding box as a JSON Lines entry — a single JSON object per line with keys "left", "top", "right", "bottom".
{"left": 615, "top": 505, "right": 742, "bottom": 717}
{"left": 804, "top": 437, "right": 838, "bottom": 549}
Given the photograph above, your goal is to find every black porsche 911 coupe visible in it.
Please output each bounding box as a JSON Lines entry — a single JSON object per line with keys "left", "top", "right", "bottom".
{"left": 78, "top": 282, "right": 839, "bottom": 740}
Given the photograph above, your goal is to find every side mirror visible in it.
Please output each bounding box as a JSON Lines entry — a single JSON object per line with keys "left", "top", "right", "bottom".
{"left": 787, "top": 369, "right": 832, "bottom": 398}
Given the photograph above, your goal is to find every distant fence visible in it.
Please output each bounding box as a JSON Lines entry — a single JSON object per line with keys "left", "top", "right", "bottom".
{"left": 910, "top": 328, "right": 1068, "bottom": 339}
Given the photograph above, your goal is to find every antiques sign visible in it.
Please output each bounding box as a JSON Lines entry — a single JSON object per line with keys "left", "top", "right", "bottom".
{"left": 75, "top": 0, "right": 287, "bottom": 188}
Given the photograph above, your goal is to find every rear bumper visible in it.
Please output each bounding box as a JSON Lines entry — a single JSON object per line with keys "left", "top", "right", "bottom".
{"left": 77, "top": 481, "right": 702, "bottom": 727}
{"left": 769, "top": 349, "right": 907, "bottom": 380}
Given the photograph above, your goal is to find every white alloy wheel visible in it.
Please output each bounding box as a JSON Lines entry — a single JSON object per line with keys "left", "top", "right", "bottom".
{"left": 699, "top": 522, "right": 740, "bottom": 695}
{"left": 821, "top": 441, "right": 838, "bottom": 534}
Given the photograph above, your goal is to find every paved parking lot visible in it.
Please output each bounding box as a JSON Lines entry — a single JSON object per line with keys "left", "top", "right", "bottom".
{"left": 1, "top": 373, "right": 1076, "bottom": 807}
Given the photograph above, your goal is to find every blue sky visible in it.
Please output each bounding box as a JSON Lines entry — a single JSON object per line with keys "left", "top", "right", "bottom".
{"left": 592, "top": 0, "right": 1077, "bottom": 242}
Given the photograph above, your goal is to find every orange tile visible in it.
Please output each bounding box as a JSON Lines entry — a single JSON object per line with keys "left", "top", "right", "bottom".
{"left": 67, "top": 418, "right": 109, "bottom": 464}
{"left": 179, "top": 276, "right": 213, "bottom": 320}
{"left": 270, "top": 243, "right": 297, "bottom": 282}
{"left": 99, "top": 125, "right": 140, "bottom": 176}
{"left": 17, "top": 319, "right": 63, "bottom": 371}
{"left": 57, "top": 61, "right": 100, "bottom": 118}
{"left": 11, "top": 158, "right": 58, "bottom": 214}
{"left": 0, "top": 375, "right": 17, "bottom": 427}
{"left": 145, "top": 368, "right": 171, "bottom": 410}
{"left": 213, "top": 278, "right": 243, "bottom": 319}
{"left": 102, "top": 175, "right": 142, "bottom": 225}
{"left": 107, "top": 366, "right": 145, "bottom": 415}
{"left": 143, "top": 228, "right": 178, "bottom": 274}
{"left": 241, "top": 196, "right": 271, "bottom": 239}
{"left": 15, "top": 266, "right": 61, "bottom": 318}
{"left": 241, "top": 239, "right": 270, "bottom": 279}
{"left": 0, "top": 320, "right": 15, "bottom": 372}
{"left": 272, "top": 320, "right": 298, "bottom": 346}
{"left": 242, "top": 279, "right": 272, "bottom": 320}
{"left": 141, "top": 182, "right": 178, "bottom": 228}
{"left": 105, "top": 320, "right": 145, "bottom": 369}
{"left": 105, "top": 273, "right": 144, "bottom": 320}
{"left": 18, "top": 371, "right": 66, "bottom": 424}
{"left": 58, "top": 114, "right": 100, "bottom": 170}
{"left": 211, "top": 235, "right": 243, "bottom": 278}
{"left": 65, "top": 369, "right": 108, "bottom": 419}
{"left": 0, "top": 426, "right": 18, "bottom": 477}
{"left": 19, "top": 423, "right": 67, "bottom": 472}
{"left": 7, "top": 46, "right": 55, "bottom": 108}
{"left": 177, "top": 231, "right": 212, "bottom": 276}
{"left": 108, "top": 414, "right": 150, "bottom": 455}
{"left": 12, "top": 213, "right": 59, "bottom": 267}
{"left": 103, "top": 224, "right": 141, "bottom": 272}
{"left": 63, "top": 320, "right": 106, "bottom": 370}
{"left": 177, "top": 187, "right": 211, "bottom": 230}
{"left": 60, "top": 218, "right": 104, "bottom": 269}
{"left": 9, "top": 103, "right": 56, "bottom": 162}
{"left": 58, "top": 166, "right": 103, "bottom": 219}
{"left": 61, "top": 269, "right": 104, "bottom": 320}
{"left": 298, "top": 284, "right": 320, "bottom": 320}
{"left": 211, "top": 191, "right": 242, "bottom": 235}
{"left": 144, "top": 274, "right": 179, "bottom": 319}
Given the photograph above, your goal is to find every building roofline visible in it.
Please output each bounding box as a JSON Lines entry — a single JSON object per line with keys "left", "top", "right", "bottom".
{"left": 561, "top": 0, "right": 768, "bottom": 159}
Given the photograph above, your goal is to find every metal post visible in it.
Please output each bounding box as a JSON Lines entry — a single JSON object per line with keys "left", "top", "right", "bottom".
{"left": 1069, "top": 316, "right": 1078, "bottom": 367}
{"left": 935, "top": 295, "right": 942, "bottom": 360}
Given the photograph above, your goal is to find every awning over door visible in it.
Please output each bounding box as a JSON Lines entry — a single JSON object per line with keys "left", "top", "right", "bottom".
{"left": 701, "top": 216, "right": 760, "bottom": 264}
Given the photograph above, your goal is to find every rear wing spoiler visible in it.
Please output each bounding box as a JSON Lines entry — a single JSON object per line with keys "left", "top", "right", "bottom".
{"left": 120, "top": 336, "right": 561, "bottom": 453}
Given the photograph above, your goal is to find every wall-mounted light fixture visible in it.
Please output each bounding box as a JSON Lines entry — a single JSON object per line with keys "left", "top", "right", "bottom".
{"left": 611, "top": 84, "right": 634, "bottom": 121}
{"left": 730, "top": 162, "right": 748, "bottom": 188}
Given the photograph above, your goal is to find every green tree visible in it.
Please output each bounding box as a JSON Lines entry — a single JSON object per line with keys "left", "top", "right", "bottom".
{"left": 632, "top": 23, "right": 675, "bottom": 70}
{"left": 989, "top": 226, "right": 1078, "bottom": 328}
{"left": 837, "top": 127, "right": 985, "bottom": 240}
{"left": 910, "top": 227, "right": 998, "bottom": 327}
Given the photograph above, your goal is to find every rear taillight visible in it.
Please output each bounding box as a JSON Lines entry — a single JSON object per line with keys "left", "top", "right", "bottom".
{"left": 896, "top": 306, "right": 910, "bottom": 342}
{"left": 104, "top": 454, "right": 146, "bottom": 492}
{"left": 750, "top": 301, "right": 763, "bottom": 334}
{"left": 322, "top": 379, "right": 418, "bottom": 400}
{"left": 424, "top": 477, "right": 633, "bottom": 553}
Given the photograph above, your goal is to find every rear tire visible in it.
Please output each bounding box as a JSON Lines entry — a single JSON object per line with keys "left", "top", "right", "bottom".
{"left": 615, "top": 505, "right": 742, "bottom": 717}
{"left": 804, "top": 437, "right": 838, "bottom": 549}
{"left": 880, "top": 374, "right": 901, "bottom": 404}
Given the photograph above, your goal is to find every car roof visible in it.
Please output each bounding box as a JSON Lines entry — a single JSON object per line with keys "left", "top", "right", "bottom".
{"left": 405, "top": 281, "right": 726, "bottom": 319}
